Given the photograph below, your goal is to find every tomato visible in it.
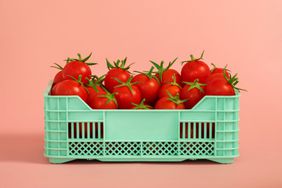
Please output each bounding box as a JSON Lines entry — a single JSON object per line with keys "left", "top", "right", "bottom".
{"left": 180, "top": 79, "right": 206, "bottom": 109}
{"left": 113, "top": 77, "right": 142, "bottom": 109}
{"left": 62, "top": 53, "right": 95, "bottom": 84}
{"left": 86, "top": 75, "right": 107, "bottom": 107}
{"left": 51, "top": 79, "right": 88, "bottom": 102}
{"left": 159, "top": 84, "right": 181, "bottom": 98}
{"left": 51, "top": 84, "right": 57, "bottom": 95}
{"left": 155, "top": 94, "right": 186, "bottom": 109}
{"left": 211, "top": 68, "right": 230, "bottom": 77}
{"left": 158, "top": 77, "right": 181, "bottom": 98}
{"left": 91, "top": 92, "right": 117, "bottom": 109}
{"left": 132, "top": 67, "right": 160, "bottom": 104}
{"left": 181, "top": 51, "right": 210, "bottom": 83}
{"left": 205, "top": 72, "right": 243, "bottom": 95}
{"left": 206, "top": 72, "right": 230, "bottom": 84}
{"left": 132, "top": 99, "right": 153, "bottom": 109}
{"left": 53, "top": 71, "right": 64, "bottom": 85}
{"left": 159, "top": 69, "right": 181, "bottom": 85}
{"left": 87, "top": 85, "right": 106, "bottom": 101}
{"left": 205, "top": 78, "right": 235, "bottom": 95}
{"left": 206, "top": 70, "right": 246, "bottom": 95}
{"left": 104, "top": 58, "right": 131, "bottom": 92}
{"left": 151, "top": 58, "right": 181, "bottom": 85}
{"left": 210, "top": 63, "right": 231, "bottom": 78}
{"left": 207, "top": 64, "right": 231, "bottom": 84}
{"left": 51, "top": 63, "right": 65, "bottom": 85}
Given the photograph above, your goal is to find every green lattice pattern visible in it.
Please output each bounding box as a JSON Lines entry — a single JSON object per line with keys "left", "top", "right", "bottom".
{"left": 68, "top": 141, "right": 215, "bottom": 157}
{"left": 142, "top": 142, "right": 178, "bottom": 156}
{"left": 69, "top": 142, "right": 103, "bottom": 156}
{"left": 179, "top": 142, "right": 214, "bottom": 156}
{"left": 105, "top": 142, "right": 141, "bottom": 156}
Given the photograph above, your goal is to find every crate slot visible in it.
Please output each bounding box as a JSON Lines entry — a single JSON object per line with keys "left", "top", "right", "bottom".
{"left": 195, "top": 123, "right": 199, "bottom": 138}
{"left": 89, "top": 122, "right": 93, "bottom": 138}
{"left": 68, "top": 122, "right": 104, "bottom": 139}
{"left": 212, "top": 122, "right": 215, "bottom": 138}
{"left": 180, "top": 122, "right": 215, "bottom": 139}
{"left": 100, "top": 122, "right": 104, "bottom": 138}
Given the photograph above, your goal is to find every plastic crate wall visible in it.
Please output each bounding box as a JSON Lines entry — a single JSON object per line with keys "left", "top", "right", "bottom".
{"left": 44, "top": 82, "right": 239, "bottom": 164}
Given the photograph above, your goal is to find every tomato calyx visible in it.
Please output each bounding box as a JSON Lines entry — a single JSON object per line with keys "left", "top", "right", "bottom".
{"left": 68, "top": 74, "right": 90, "bottom": 93}
{"left": 150, "top": 58, "right": 178, "bottom": 81}
{"left": 134, "top": 66, "right": 154, "bottom": 79}
{"left": 167, "top": 74, "right": 182, "bottom": 88}
{"left": 210, "top": 63, "right": 230, "bottom": 73}
{"left": 50, "top": 63, "right": 64, "bottom": 70}
{"left": 65, "top": 53, "right": 97, "bottom": 66}
{"left": 134, "top": 66, "right": 160, "bottom": 83}
{"left": 132, "top": 98, "right": 152, "bottom": 110}
{"left": 68, "top": 74, "right": 83, "bottom": 85}
{"left": 167, "top": 92, "right": 187, "bottom": 105}
{"left": 87, "top": 75, "right": 105, "bottom": 92}
{"left": 182, "top": 50, "right": 205, "bottom": 64}
{"left": 106, "top": 57, "right": 133, "bottom": 71}
{"left": 223, "top": 72, "right": 247, "bottom": 92}
{"left": 98, "top": 91, "right": 118, "bottom": 105}
{"left": 114, "top": 77, "right": 137, "bottom": 94}
{"left": 183, "top": 79, "right": 206, "bottom": 93}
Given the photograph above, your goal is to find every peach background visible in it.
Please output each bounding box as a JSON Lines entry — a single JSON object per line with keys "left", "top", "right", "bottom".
{"left": 1, "top": 0, "right": 282, "bottom": 187}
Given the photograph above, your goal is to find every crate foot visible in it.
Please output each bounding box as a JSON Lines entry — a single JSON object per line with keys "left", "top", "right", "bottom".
{"left": 208, "top": 158, "right": 234, "bottom": 164}
{"left": 48, "top": 158, "right": 74, "bottom": 164}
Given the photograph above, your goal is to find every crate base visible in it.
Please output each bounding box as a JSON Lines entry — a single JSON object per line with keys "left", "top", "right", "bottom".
{"left": 96, "top": 158, "right": 235, "bottom": 164}
{"left": 47, "top": 157, "right": 235, "bottom": 164}
{"left": 48, "top": 158, "right": 75, "bottom": 164}
{"left": 208, "top": 158, "right": 234, "bottom": 164}
{"left": 97, "top": 158, "right": 187, "bottom": 162}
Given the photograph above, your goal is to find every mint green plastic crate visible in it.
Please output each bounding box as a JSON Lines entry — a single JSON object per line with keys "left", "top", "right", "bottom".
{"left": 44, "top": 81, "right": 239, "bottom": 164}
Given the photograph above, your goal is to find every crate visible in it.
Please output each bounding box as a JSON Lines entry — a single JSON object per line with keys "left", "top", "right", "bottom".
{"left": 44, "top": 81, "right": 239, "bottom": 164}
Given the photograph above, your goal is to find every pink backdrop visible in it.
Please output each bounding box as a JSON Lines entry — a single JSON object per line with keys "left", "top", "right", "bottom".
{"left": 1, "top": 0, "right": 282, "bottom": 187}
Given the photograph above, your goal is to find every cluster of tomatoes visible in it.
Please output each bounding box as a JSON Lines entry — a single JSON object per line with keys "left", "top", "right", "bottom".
{"left": 51, "top": 52, "right": 242, "bottom": 109}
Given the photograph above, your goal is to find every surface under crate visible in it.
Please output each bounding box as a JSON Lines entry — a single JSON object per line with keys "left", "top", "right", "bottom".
{"left": 44, "top": 82, "right": 239, "bottom": 164}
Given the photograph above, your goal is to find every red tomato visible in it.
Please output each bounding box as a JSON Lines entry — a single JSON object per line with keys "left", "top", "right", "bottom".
{"left": 91, "top": 92, "right": 118, "bottom": 109}
{"left": 51, "top": 63, "right": 65, "bottom": 85}
{"left": 53, "top": 71, "right": 64, "bottom": 85}
{"left": 180, "top": 79, "right": 206, "bottom": 109}
{"left": 62, "top": 53, "right": 95, "bottom": 84}
{"left": 113, "top": 77, "right": 142, "bottom": 109}
{"left": 51, "top": 80, "right": 88, "bottom": 102}
{"left": 158, "top": 82, "right": 181, "bottom": 98}
{"left": 205, "top": 78, "right": 235, "bottom": 95}
{"left": 158, "top": 74, "right": 182, "bottom": 98}
{"left": 86, "top": 75, "right": 107, "bottom": 105}
{"left": 210, "top": 63, "right": 231, "bottom": 79}
{"left": 181, "top": 51, "right": 210, "bottom": 83}
{"left": 132, "top": 67, "right": 160, "bottom": 104}
{"left": 158, "top": 69, "right": 181, "bottom": 85}
{"left": 155, "top": 95, "right": 186, "bottom": 109}
{"left": 151, "top": 58, "right": 181, "bottom": 85}
{"left": 206, "top": 72, "right": 231, "bottom": 84}
{"left": 211, "top": 68, "right": 230, "bottom": 77}
{"left": 205, "top": 71, "right": 246, "bottom": 95}
{"left": 132, "top": 99, "right": 153, "bottom": 109}
{"left": 104, "top": 58, "right": 131, "bottom": 92}
{"left": 87, "top": 86, "right": 106, "bottom": 104}
{"left": 51, "top": 84, "right": 57, "bottom": 95}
